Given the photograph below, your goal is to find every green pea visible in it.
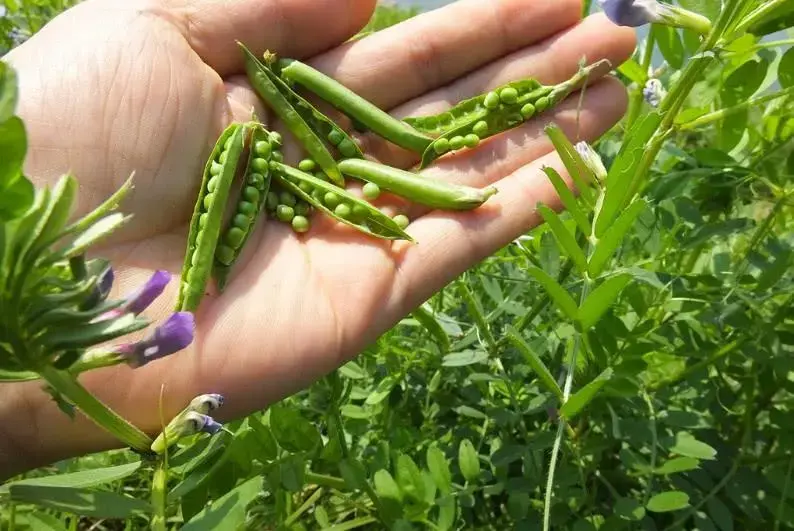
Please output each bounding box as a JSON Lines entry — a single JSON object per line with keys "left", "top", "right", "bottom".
{"left": 433, "top": 138, "right": 450, "bottom": 154}
{"left": 277, "top": 205, "right": 295, "bottom": 222}
{"left": 207, "top": 176, "right": 220, "bottom": 192}
{"left": 198, "top": 213, "right": 209, "bottom": 228}
{"left": 225, "top": 227, "right": 246, "bottom": 248}
{"left": 328, "top": 129, "right": 344, "bottom": 146}
{"left": 338, "top": 139, "right": 358, "bottom": 158}
{"left": 508, "top": 113, "right": 523, "bottom": 126}
{"left": 499, "top": 87, "right": 518, "bottom": 105}
{"left": 324, "top": 192, "right": 341, "bottom": 209}
{"left": 224, "top": 137, "right": 234, "bottom": 151}
{"left": 251, "top": 158, "right": 268, "bottom": 173}
{"left": 233, "top": 213, "right": 250, "bottom": 227}
{"left": 352, "top": 204, "right": 368, "bottom": 220}
{"left": 292, "top": 215, "right": 310, "bottom": 233}
{"left": 243, "top": 186, "right": 260, "bottom": 203}
{"left": 238, "top": 201, "right": 256, "bottom": 216}
{"left": 463, "top": 134, "right": 480, "bottom": 148}
{"left": 363, "top": 182, "right": 381, "bottom": 200}
{"left": 298, "top": 159, "right": 316, "bottom": 172}
{"left": 334, "top": 203, "right": 352, "bottom": 219}
{"left": 472, "top": 121, "right": 488, "bottom": 137}
{"left": 203, "top": 192, "right": 215, "bottom": 210}
{"left": 393, "top": 214, "right": 410, "bottom": 230}
{"left": 449, "top": 136, "right": 465, "bottom": 150}
{"left": 299, "top": 181, "right": 314, "bottom": 194}
{"left": 215, "top": 245, "right": 235, "bottom": 266}
{"left": 210, "top": 161, "right": 223, "bottom": 176}
{"left": 483, "top": 91, "right": 500, "bottom": 110}
{"left": 295, "top": 202, "right": 312, "bottom": 216}
{"left": 279, "top": 191, "right": 297, "bottom": 207}
{"left": 271, "top": 150, "right": 284, "bottom": 162}
{"left": 315, "top": 171, "right": 328, "bottom": 182}
{"left": 268, "top": 131, "right": 282, "bottom": 146}
{"left": 191, "top": 250, "right": 200, "bottom": 266}
{"left": 535, "top": 97, "right": 549, "bottom": 112}
{"left": 219, "top": 150, "right": 228, "bottom": 164}
{"left": 254, "top": 140, "right": 272, "bottom": 158}
{"left": 248, "top": 173, "right": 265, "bottom": 188}
{"left": 312, "top": 188, "right": 325, "bottom": 203}
{"left": 266, "top": 191, "right": 279, "bottom": 211}
{"left": 520, "top": 103, "right": 536, "bottom": 119}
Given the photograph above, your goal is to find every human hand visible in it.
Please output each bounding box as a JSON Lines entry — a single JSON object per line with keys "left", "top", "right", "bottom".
{"left": 0, "top": 0, "right": 634, "bottom": 477}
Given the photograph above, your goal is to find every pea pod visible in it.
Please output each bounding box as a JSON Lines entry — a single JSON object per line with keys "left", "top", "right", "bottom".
{"left": 277, "top": 58, "right": 434, "bottom": 154}
{"left": 271, "top": 163, "right": 413, "bottom": 241}
{"left": 240, "top": 43, "right": 345, "bottom": 187}
{"left": 337, "top": 159, "right": 497, "bottom": 211}
{"left": 176, "top": 122, "right": 251, "bottom": 312}
{"left": 212, "top": 125, "right": 273, "bottom": 291}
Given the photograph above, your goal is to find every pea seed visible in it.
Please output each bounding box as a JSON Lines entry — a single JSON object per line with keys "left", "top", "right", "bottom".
{"left": 535, "top": 97, "right": 549, "bottom": 112}
{"left": 225, "top": 227, "right": 246, "bottom": 248}
{"left": 269, "top": 160, "right": 279, "bottom": 171}
{"left": 299, "top": 181, "right": 314, "bottom": 194}
{"left": 238, "top": 201, "right": 256, "bottom": 216}
{"left": 215, "top": 245, "right": 235, "bottom": 266}
{"left": 483, "top": 91, "right": 500, "bottom": 110}
{"left": 233, "top": 214, "right": 250, "bottom": 228}
{"left": 248, "top": 173, "right": 265, "bottom": 188}
{"left": 266, "top": 191, "right": 279, "bottom": 211}
{"left": 433, "top": 138, "right": 450, "bottom": 154}
{"left": 251, "top": 158, "right": 268, "bottom": 173}
{"left": 207, "top": 176, "right": 220, "bottom": 192}
{"left": 295, "top": 202, "right": 312, "bottom": 216}
{"left": 219, "top": 151, "right": 228, "bottom": 164}
{"left": 191, "top": 250, "right": 200, "bottom": 266}
{"left": 337, "top": 139, "right": 358, "bottom": 158}
{"left": 277, "top": 205, "right": 295, "bottom": 222}
{"left": 393, "top": 214, "right": 410, "bottom": 229}
{"left": 499, "top": 87, "right": 518, "bottom": 105}
{"left": 520, "top": 103, "right": 536, "bottom": 119}
{"left": 298, "top": 159, "right": 316, "bottom": 172}
{"left": 472, "top": 121, "right": 488, "bottom": 137}
{"left": 210, "top": 161, "right": 223, "bottom": 176}
{"left": 279, "top": 191, "right": 297, "bottom": 207}
{"left": 324, "top": 192, "right": 341, "bottom": 209}
{"left": 315, "top": 171, "right": 329, "bottom": 182}
{"left": 352, "top": 204, "right": 368, "bottom": 220}
{"left": 327, "top": 130, "right": 344, "bottom": 145}
{"left": 198, "top": 213, "right": 209, "bottom": 228}
{"left": 254, "top": 140, "right": 272, "bottom": 158}
{"left": 203, "top": 192, "right": 215, "bottom": 210}
{"left": 268, "top": 131, "right": 282, "bottom": 146}
{"left": 449, "top": 136, "right": 465, "bottom": 150}
{"left": 463, "top": 134, "right": 480, "bottom": 148}
{"left": 292, "top": 215, "right": 310, "bottom": 233}
{"left": 243, "top": 186, "right": 260, "bottom": 203}
{"left": 312, "top": 188, "right": 325, "bottom": 203}
{"left": 271, "top": 151, "right": 284, "bottom": 162}
{"left": 363, "top": 182, "right": 381, "bottom": 200}
{"left": 334, "top": 203, "right": 352, "bottom": 219}
{"left": 224, "top": 137, "right": 234, "bottom": 150}
{"left": 508, "top": 113, "right": 523, "bottom": 126}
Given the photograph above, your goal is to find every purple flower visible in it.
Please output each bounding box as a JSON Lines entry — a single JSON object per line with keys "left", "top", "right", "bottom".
{"left": 598, "top": 0, "right": 711, "bottom": 34}
{"left": 117, "top": 312, "right": 195, "bottom": 367}
{"left": 643, "top": 78, "right": 666, "bottom": 108}
{"left": 100, "top": 270, "right": 171, "bottom": 320}
{"left": 574, "top": 141, "right": 608, "bottom": 182}
{"left": 98, "top": 268, "right": 115, "bottom": 300}
{"left": 188, "top": 394, "right": 225, "bottom": 414}
{"left": 185, "top": 412, "right": 224, "bottom": 435}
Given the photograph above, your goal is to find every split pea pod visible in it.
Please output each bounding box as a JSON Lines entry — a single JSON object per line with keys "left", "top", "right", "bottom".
{"left": 271, "top": 163, "right": 413, "bottom": 241}
{"left": 240, "top": 43, "right": 345, "bottom": 187}
{"left": 176, "top": 122, "right": 252, "bottom": 312}
{"left": 277, "top": 58, "right": 435, "bottom": 154}
{"left": 212, "top": 125, "right": 273, "bottom": 291}
{"left": 337, "top": 158, "right": 497, "bottom": 211}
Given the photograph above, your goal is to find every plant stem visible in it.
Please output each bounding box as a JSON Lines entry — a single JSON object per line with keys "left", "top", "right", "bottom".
{"left": 678, "top": 87, "right": 794, "bottom": 131}
{"left": 641, "top": 391, "right": 658, "bottom": 506}
{"left": 626, "top": 30, "right": 656, "bottom": 130}
{"left": 38, "top": 366, "right": 152, "bottom": 451}
{"left": 305, "top": 472, "right": 347, "bottom": 491}
{"left": 150, "top": 460, "right": 167, "bottom": 531}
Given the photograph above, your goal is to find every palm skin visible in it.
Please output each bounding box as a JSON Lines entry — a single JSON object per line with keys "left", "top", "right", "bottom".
{"left": 0, "top": 0, "right": 636, "bottom": 477}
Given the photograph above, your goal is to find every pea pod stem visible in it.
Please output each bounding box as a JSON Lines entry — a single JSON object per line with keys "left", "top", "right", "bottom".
{"left": 277, "top": 58, "right": 434, "bottom": 154}
{"left": 337, "top": 158, "right": 497, "bottom": 211}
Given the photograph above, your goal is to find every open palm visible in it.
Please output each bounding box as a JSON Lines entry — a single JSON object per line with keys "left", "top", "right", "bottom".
{"left": 3, "top": 0, "right": 635, "bottom": 471}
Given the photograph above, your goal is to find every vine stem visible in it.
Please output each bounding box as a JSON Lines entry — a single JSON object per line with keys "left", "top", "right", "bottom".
{"left": 641, "top": 392, "right": 658, "bottom": 506}
{"left": 678, "top": 87, "right": 794, "bottom": 131}
{"left": 150, "top": 460, "right": 167, "bottom": 531}
{"left": 38, "top": 366, "right": 152, "bottom": 452}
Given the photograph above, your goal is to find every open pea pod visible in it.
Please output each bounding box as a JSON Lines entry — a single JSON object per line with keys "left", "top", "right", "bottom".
{"left": 271, "top": 163, "right": 413, "bottom": 241}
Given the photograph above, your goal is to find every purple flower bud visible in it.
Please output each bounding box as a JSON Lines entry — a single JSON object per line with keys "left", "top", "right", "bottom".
{"left": 100, "top": 270, "right": 171, "bottom": 320}
{"left": 643, "top": 78, "right": 666, "bottom": 108}
{"left": 118, "top": 312, "right": 195, "bottom": 367}
{"left": 575, "top": 141, "right": 608, "bottom": 182}
{"left": 185, "top": 412, "right": 224, "bottom": 435}
{"left": 598, "top": 0, "right": 660, "bottom": 27}
{"left": 98, "top": 268, "right": 115, "bottom": 300}
{"left": 188, "top": 394, "right": 224, "bottom": 414}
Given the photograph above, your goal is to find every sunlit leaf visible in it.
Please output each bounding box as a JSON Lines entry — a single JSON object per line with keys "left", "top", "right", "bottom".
{"left": 0, "top": 61, "right": 18, "bottom": 123}
{"left": 506, "top": 325, "right": 563, "bottom": 400}
{"left": 654, "top": 456, "right": 701, "bottom": 475}
{"left": 779, "top": 47, "right": 794, "bottom": 88}
{"left": 646, "top": 491, "right": 690, "bottom": 512}
{"left": 653, "top": 25, "right": 685, "bottom": 69}
{"left": 589, "top": 199, "right": 647, "bottom": 277}
{"left": 578, "top": 274, "right": 632, "bottom": 330}
{"left": 542, "top": 166, "right": 591, "bottom": 234}
{"left": 458, "top": 439, "right": 480, "bottom": 483}
{"left": 559, "top": 368, "right": 613, "bottom": 419}
{"left": 426, "top": 445, "right": 452, "bottom": 495}
{"left": 9, "top": 485, "right": 151, "bottom": 519}
{"left": 0, "top": 116, "right": 25, "bottom": 191}
{"left": 0, "top": 462, "right": 140, "bottom": 495}
{"left": 670, "top": 431, "right": 717, "bottom": 460}
{"left": 538, "top": 204, "right": 588, "bottom": 275}
{"left": 181, "top": 476, "right": 263, "bottom": 530}
{"left": 525, "top": 265, "right": 578, "bottom": 321}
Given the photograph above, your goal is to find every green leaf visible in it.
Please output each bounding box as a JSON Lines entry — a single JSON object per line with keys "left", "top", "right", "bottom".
{"left": 559, "top": 367, "right": 614, "bottom": 420}
{"left": 542, "top": 166, "right": 591, "bottom": 235}
{"left": 756, "top": 248, "right": 792, "bottom": 291}
{"left": 589, "top": 199, "right": 646, "bottom": 277}
{"left": 0, "top": 461, "right": 140, "bottom": 494}
{"left": 365, "top": 374, "right": 399, "bottom": 405}
{"left": 56, "top": 213, "right": 130, "bottom": 259}
{"left": 269, "top": 404, "right": 322, "bottom": 453}
{"left": 654, "top": 456, "right": 701, "bottom": 475}
{"left": 617, "top": 58, "right": 647, "bottom": 84}
{"left": 395, "top": 454, "right": 426, "bottom": 503}
{"left": 779, "top": 47, "right": 794, "bottom": 89}
{"left": 706, "top": 496, "right": 734, "bottom": 531}
{"left": 426, "top": 445, "right": 452, "bottom": 495}
{"left": 30, "top": 174, "right": 78, "bottom": 253}
{"left": 181, "top": 476, "right": 263, "bottom": 530}
{"left": 505, "top": 325, "right": 563, "bottom": 400}
{"left": 525, "top": 266, "right": 578, "bottom": 321}
{"left": 442, "top": 350, "right": 488, "bottom": 367}
{"left": 538, "top": 204, "right": 588, "bottom": 275}
{"left": 40, "top": 313, "right": 149, "bottom": 350}
{"left": 595, "top": 111, "right": 662, "bottom": 237}
{"left": 374, "top": 469, "right": 403, "bottom": 502}
{"left": 544, "top": 124, "right": 595, "bottom": 206}
{"left": 0, "top": 116, "right": 26, "bottom": 190}
{"left": 578, "top": 274, "right": 632, "bottom": 330}
{"left": 25, "top": 512, "right": 66, "bottom": 530}
{"left": 9, "top": 485, "right": 151, "bottom": 519}
{"left": 0, "top": 61, "right": 18, "bottom": 123}
{"left": 670, "top": 431, "right": 717, "bottom": 460}
{"left": 678, "top": 0, "right": 720, "bottom": 19}
{"left": 748, "top": 2, "right": 794, "bottom": 35}
{"left": 653, "top": 25, "right": 685, "bottom": 69}
{"left": 411, "top": 303, "right": 451, "bottom": 353}
{"left": 614, "top": 497, "right": 646, "bottom": 521}
{"left": 0, "top": 173, "right": 34, "bottom": 222}
{"left": 339, "top": 457, "right": 369, "bottom": 491}
{"left": 722, "top": 58, "right": 769, "bottom": 106}
{"left": 646, "top": 491, "right": 690, "bottom": 512}
{"left": 458, "top": 439, "right": 480, "bottom": 483}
